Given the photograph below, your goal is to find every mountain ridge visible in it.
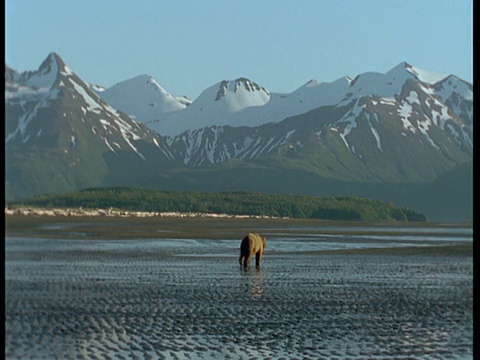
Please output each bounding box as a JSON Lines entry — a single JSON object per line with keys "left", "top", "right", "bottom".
{"left": 5, "top": 52, "right": 473, "bottom": 221}
{"left": 91, "top": 60, "right": 468, "bottom": 138}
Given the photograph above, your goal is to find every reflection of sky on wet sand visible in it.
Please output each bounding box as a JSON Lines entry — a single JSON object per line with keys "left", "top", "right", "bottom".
{"left": 257, "top": 225, "right": 473, "bottom": 235}
{"left": 6, "top": 225, "right": 472, "bottom": 257}
{"left": 5, "top": 226, "right": 473, "bottom": 359}
{"left": 241, "top": 268, "right": 265, "bottom": 301}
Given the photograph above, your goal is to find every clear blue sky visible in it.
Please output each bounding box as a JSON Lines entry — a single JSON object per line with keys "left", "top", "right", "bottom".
{"left": 5, "top": 0, "right": 473, "bottom": 100}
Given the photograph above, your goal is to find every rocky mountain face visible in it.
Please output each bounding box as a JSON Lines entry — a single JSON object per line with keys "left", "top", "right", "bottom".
{"left": 5, "top": 53, "right": 473, "bottom": 221}
{"left": 5, "top": 53, "right": 175, "bottom": 199}
{"left": 94, "top": 60, "right": 472, "bottom": 182}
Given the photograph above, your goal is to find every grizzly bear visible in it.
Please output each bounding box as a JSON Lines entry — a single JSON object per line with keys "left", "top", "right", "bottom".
{"left": 239, "top": 233, "right": 267, "bottom": 269}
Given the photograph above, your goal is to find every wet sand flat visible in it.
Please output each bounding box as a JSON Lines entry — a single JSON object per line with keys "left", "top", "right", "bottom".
{"left": 5, "top": 217, "right": 473, "bottom": 359}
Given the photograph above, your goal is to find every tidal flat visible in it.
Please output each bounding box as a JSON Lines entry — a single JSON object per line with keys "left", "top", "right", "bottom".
{"left": 5, "top": 215, "right": 473, "bottom": 359}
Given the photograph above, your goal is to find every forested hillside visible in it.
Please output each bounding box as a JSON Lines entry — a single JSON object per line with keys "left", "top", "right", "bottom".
{"left": 8, "top": 187, "right": 426, "bottom": 222}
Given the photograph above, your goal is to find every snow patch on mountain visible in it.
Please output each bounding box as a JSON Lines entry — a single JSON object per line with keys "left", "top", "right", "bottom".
{"left": 435, "top": 75, "right": 472, "bottom": 101}
{"left": 6, "top": 52, "right": 157, "bottom": 161}
{"left": 154, "top": 77, "right": 276, "bottom": 135}
{"left": 212, "top": 78, "right": 271, "bottom": 109}
{"left": 292, "top": 76, "right": 352, "bottom": 109}
{"left": 6, "top": 54, "right": 65, "bottom": 102}
{"left": 336, "top": 100, "right": 364, "bottom": 152}
{"left": 367, "top": 113, "right": 382, "bottom": 151}
{"left": 397, "top": 101, "right": 417, "bottom": 134}
{"left": 182, "top": 78, "right": 270, "bottom": 113}
{"left": 166, "top": 124, "right": 300, "bottom": 166}
{"left": 90, "top": 84, "right": 106, "bottom": 92}
{"left": 405, "top": 64, "right": 448, "bottom": 84}
{"left": 69, "top": 78, "right": 103, "bottom": 113}
{"left": 5, "top": 88, "right": 61, "bottom": 143}
{"left": 430, "top": 100, "right": 451, "bottom": 130}
{"left": 97, "top": 74, "right": 188, "bottom": 123}
{"left": 114, "top": 118, "right": 146, "bottom": 160}
{"left": 151, "top": 62, "right": 453, "bottom": 137}
{"left": 405, "top": 90, "right": 420, "bottom": 105}
{"left": 22, "top": 53, "right": 60, "bottom": 89}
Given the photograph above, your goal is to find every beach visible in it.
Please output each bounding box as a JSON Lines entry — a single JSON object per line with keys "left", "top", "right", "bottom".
{"left": 5, "top": 215, "right": 473, "bottom": 359}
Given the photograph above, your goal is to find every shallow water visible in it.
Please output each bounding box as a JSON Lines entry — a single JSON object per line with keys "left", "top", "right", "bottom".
{"left": 7, "top": 223, "right": 473, "bottom": 255}
{"left": 5, "top": 228, "right": 473, "bottom": 359}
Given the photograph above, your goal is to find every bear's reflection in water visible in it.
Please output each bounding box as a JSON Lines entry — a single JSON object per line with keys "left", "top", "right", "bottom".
{"left": 241, "top": 267, "right": 265, "bottom": 301}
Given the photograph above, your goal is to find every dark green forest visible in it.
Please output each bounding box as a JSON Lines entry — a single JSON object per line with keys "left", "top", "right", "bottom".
{"left": 8, "top": 187, "right": 426, "bottom": 222}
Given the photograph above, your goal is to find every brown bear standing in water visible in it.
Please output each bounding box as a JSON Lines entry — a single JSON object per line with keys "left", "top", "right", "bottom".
{"left": 239, "top": 233, "right": 267, "bottom": 269}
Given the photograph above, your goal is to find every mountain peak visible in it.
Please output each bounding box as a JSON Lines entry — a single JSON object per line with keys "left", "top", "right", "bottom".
{"left": 114, "top": 74, "right": 167, "bottom": 91}
{"left": 384, "top": 61, "right": 416, "bottom": 79}
{"left": 44, "top": 51, "right": 64, "bottom": 63}
{"left": 97, "top": 73, "right": 188, "bottom": 121}
{"left": 16, "top": 52, "right": 72, "bottom": 89}
{"left": 130, "top": 74, "right": 155, "bottom": 82}
{"left": 5, "top": 64, "right": 18, "bottom": 82}
{"left": 303, "top": 79, "right": 321, "bottom": 88}
{"left": 38, "top": 52, "right": 67, "bottom": 75}
{"left": 214, "top": 77, "right": 270, "bottom": 102}
{"left": 234, "top": 77, "right": 268, "bottom": 92}
{"left": 388, "top": 61, "right": 447, "bottom": 85}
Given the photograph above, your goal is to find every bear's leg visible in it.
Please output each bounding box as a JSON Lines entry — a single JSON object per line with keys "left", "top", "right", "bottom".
{"left": 255, "top": 252, "right": 262, "bottom": 268}
{"left": 239, "top": 255, "right": 244, "bottom": 266}
{"left": 243, "top": 255, "right": 252, "bottom": 269}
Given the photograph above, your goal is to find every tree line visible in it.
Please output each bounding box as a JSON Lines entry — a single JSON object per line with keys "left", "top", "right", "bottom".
{"left": 8, "top": 187, "right": 426, "bottom": 222}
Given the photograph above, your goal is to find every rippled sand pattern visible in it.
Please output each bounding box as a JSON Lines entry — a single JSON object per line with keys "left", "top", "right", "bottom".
{"left": 5, "top": 238, "right": 473, "bottom": 359}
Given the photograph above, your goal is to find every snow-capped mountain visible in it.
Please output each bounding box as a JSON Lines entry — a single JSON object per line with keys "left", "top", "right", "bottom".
{"left": 93, "top": 74, "right": 190, "bottom": 125}
{"left": 432, "top": 75, "right": 473, "bottom": 126}
{"left": 5, "top": 53, "right": 174, "bottom": 199}
{"left": 8, "top": 54, "right": 471, "bottom": 159}
{"left": 6, "top": 53, "right": 167, "bottom": 159}
{"left": 99, "top": 61, "right": 472, "bottom": 145}
{"left": 5, "top": 52, "right": 473, "bottom": 221}
{"left": 158, "top": 78, "right": 273, "bottom": 132}
{"left": 159, "top": 62, "right": 472, "bottom": 174}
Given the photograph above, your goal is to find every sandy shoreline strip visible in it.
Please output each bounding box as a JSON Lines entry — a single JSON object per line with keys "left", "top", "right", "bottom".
{"left": 5, "top": 206, "right": 282, "bottom": 219}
